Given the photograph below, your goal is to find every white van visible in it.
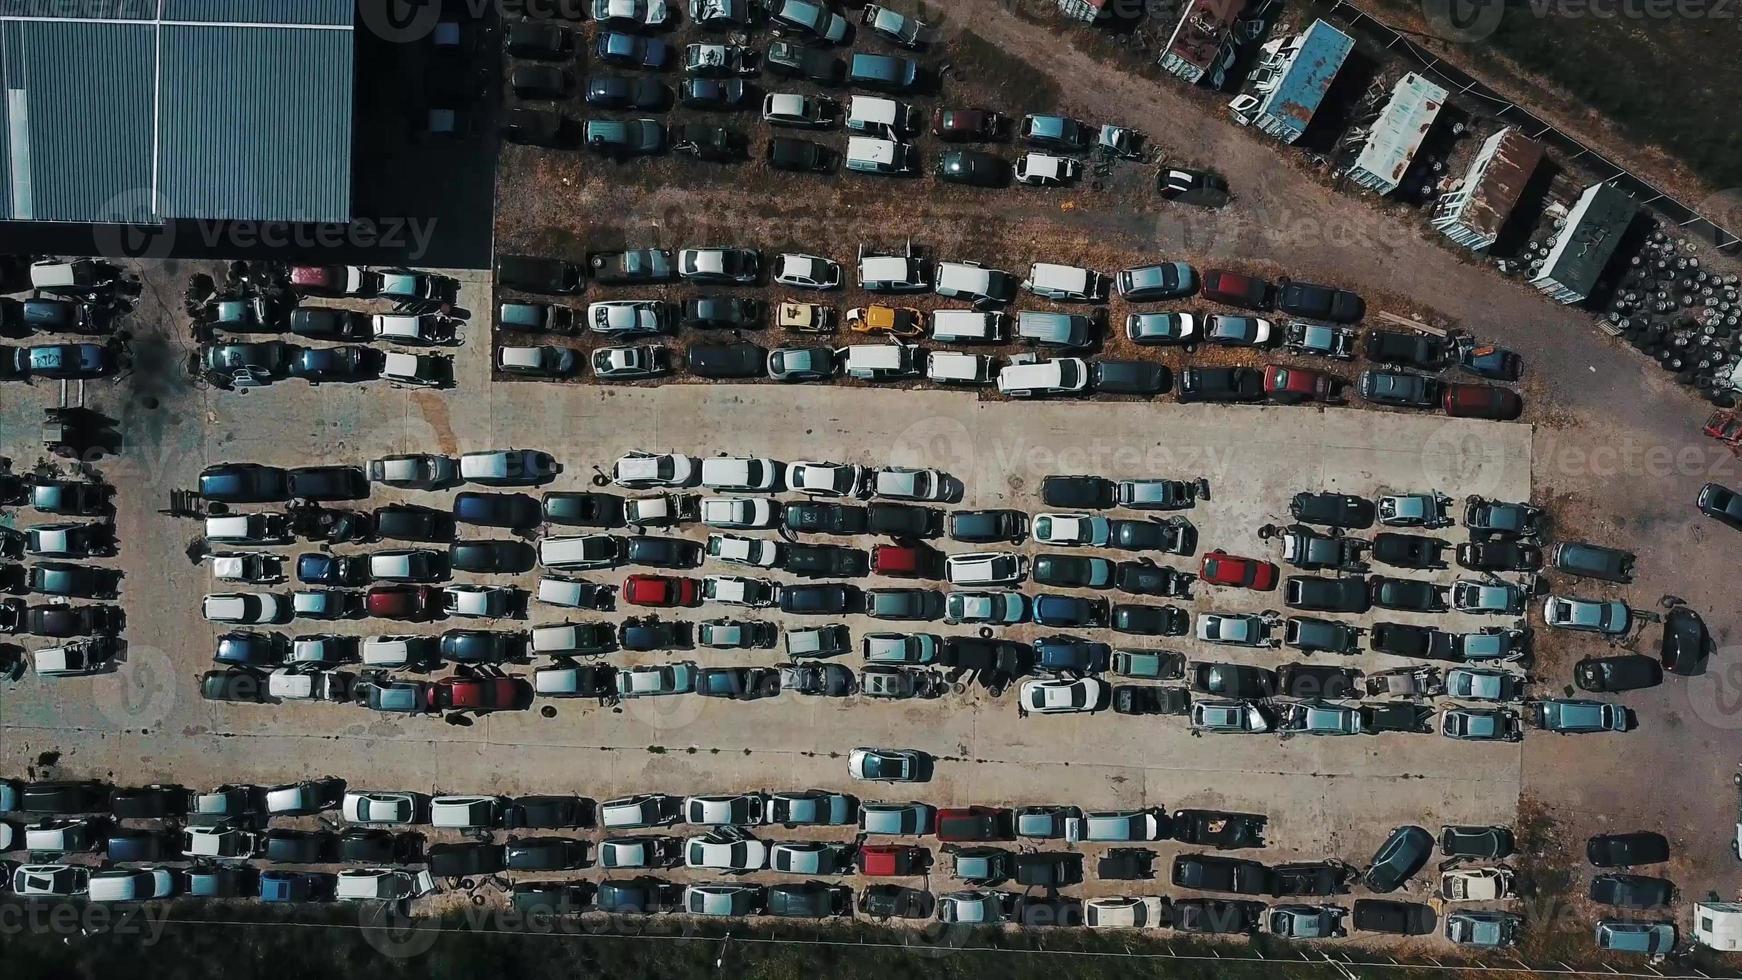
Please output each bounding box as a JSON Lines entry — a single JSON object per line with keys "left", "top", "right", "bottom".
{"left": 926, "top": 351, "right": 997, "bottom": 385}
{"left": 362, "top": 636, "right": 421, "bottom": 668}
{"left": 846, "top": 95, "right": 921, "bottom": 137}
{"left": 930, "top": 309, "right": 1009, "bottom": 344}
{"left": 88, "top": 868, "right": 178, "bottom": 902}
{"left": 1023, "top": 262, "right": 1108, "bottom": 301}
{"left": 846, "top": 136, "right": 913, "bottom": 175}
{"left": 537, "top": 577, "right": 594, "bottom": 608}
{"left": 837, "top": 343, "right": 920, "bottom": 380}
{"left": 381, "top": 351, "right": 449, "bottom": 387}
{"left": 859, "top": 254, "right": 930, "bottom": 292}
{"left": 934, "top": 260, "right": 1018, "bottom": 303}
{"left": 205, "top": 513, "right": 287, "bottom": 543}
{"left": 997, "top": 358, "right": 1089, "bottom": 397}
{"left": 34, "top": 644, "right": 109, "bottom": 677}
{"left": 945, "top": 552, "right": 1029, "bottom": 586}
{"left": 429, "top": 795, "right": 502, "bottom": 829}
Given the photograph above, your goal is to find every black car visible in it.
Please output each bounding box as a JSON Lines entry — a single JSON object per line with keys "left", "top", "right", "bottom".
{"left": 1092, "top": 360, "right": 1169, "bottom": 396}
{"left": 1364, "top": 825, "right": 1432, "bottom": 893}
{"left": 1550, "top": 541, "right": 1636, "bottom": 583}
{"left": 1271, "top": 862, "right": 1354, "bottom": 897}
{"left": 625, "top": 536, "right": 701, "bottom": 569}
{"left": 288, "top": 345, "right": 382, "bottom": 383}
{"left": 428, "top": 842, "right": 509, "bottom": 878}
{"left": 1284, "top": 616, "right": 1361, "bottom": 655}
{"left": 867, "top": 503, "right": 940, "bottom": 538}
{"left": 949, "top": 509, "right": 1026, "bottom": 543}
{"left": 1040, "top": 475, "right": 1115, "bottom": 509}
{"left": 542, "top": 491, "right": 627, "bottom": 528}
{"left": 505, "top": 836, "right": 589, "bottom": 871}
{"left": 1172, "top": 810, "right": 1267, "bottom": 850}
{"left": 201, "top": 668, "right": 272, "bottom": 703}
{"left": 936, "top": 150, "right": 1010, "bottom": 187}
{"left": 785, "top": 502, "right": 869, "bottom": 535}
{"left": 767, "top": 138, "right": 837, "bottom": 173}
{"left": 1365, "top": 328, "right": 1451, "bottom": 369}
{"left": 696, "top": 666, "right": 779, "bottom": 700}
{"left": 619, "top": 619, "right": 692, "bottom": 652}
{"left": 779, "top": 584, "right": 854, "bottom": 615}
{"left": 1284, "top": 575, "right": 1370, "bottom": 613}
{"left": 1189, "top": 663, "right": 1276, "bottom": 699}
{"left": 1464, "top": 497, "right": 1544, "bottom": 538}
{"left": 865, "top": 588, "right": 942, "bottom": 621}
{"left": 673, "top": 123, "right": 747, "bottom": 162}
{"left": 509, "top": 795, "right": 588, "bottom": 829}
{"left": 1589, "top": 873, "right": 1674, "bottom": 909}
{"left": 29, "top": 479, "right": 108, "bottom": 515}
{"left": 1290, "top": 492, "right": 1375, "bottom": 529}
{"left": 1110, "top": 603, "right": 1187, "bottom": 636}
{"left": 1370, "top": 576, "right": 1444, "bottom": 612}
{"left": 1358, "top": 369, "right": 1441, "bottom": 408}
{"left": 782, "top": 543, "right": 868, "bottom": 578}
{"left": 1032, "top": 554, "right": 1111, "bottom": 589}
{"left": 215, "top": 630, "right": 286, "bottom": 668}
{"left": 1660, "top": 606, "right": 1712, "bottom": 677}
{"left": 1177, "top": 367, "right": 1263, "bottom": 403}
{"left": 27, "top": 603, "right": 122, "bottom": 637}
{"left": 265, "top": 829, "right": 333, "bottom": 864}
{"left": 1276, "top": 280, "right": 1363, "bottom": 323}
{"left": 1016, "top": 853, "right": 1082, "bottom": 888}
{"left": 1033, "top": 594, "right": 1108, "bottom": 629}
{"left": 586, "top": 74, "right": 670, "bottom": 110}
{"left": 111, "top": 785, "right": 190, "bottom": 819}
{"left": 288, "top": 466, "right": 369, "bottom": 501}
{"left": 858, "top": 884, "right": 930, "bottom": 919}
{"left": 1115, "top": 560, "right": 1192, "bottom": 598}
{"left": 439, "top": 630, "right": 519, "bottom": 665}
{"left": 28, "top": 562, "right": 119, "bottom": 599}
{"left": 199, "top": 463, "right": 290, "bottom": 503}
{"left": 1370, "top": 532, "right": 1444, "bottom": 570}
{"left": 20, "top": 779, "right": 110, "bottom": 813}
{"left": 1275, "top": 664, "right": 1360, "bottom": 699}
{"left": 453, "top": 491, "right": 541, "bottom": 530}
{"left": 502, "top": 108, "right": 567, "bottom": 147}
{"left": 1172, "top": 899, "right": 1263, "bottom": 934}
{"left": 1352, "top": 899, "right": 1436, "bottom": 936}
{"left": 767, "top": 882, "right": 852, "bottom": 919}
{"left": 1112, "top": 684, "right": 1191, "bottom": 716}
{"left": 374, "top": 504, "right": 455, "bottom": 542}
{"left": 1440, "top": 825, "right": 1515, "bottom": 859}
{"left": 336, "top": 828, "right": 403, "bottom": 864}
{"left": 683, "top": 296, "right": 761, "bottom": 330}
{"left": 688, "top": 341, "right": 766, "bottom": 379}
{"left": 1456, "top": 540, "right": 1542, "bottom": 572}
{"left": 450, "top": 540, "right": 532, "bottom": 574}
{"left": 1587, "top": 832, "right": 1670, "bottom": 868}
{"left": 1109, "top": 517, "right": 1194, "bottom": 556}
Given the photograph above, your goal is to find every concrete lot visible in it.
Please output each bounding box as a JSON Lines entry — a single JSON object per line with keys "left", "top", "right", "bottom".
{"left": 0, "top": 268, "right": 1530, "bottom": 915}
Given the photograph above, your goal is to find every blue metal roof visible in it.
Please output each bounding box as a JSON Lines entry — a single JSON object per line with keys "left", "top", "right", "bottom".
{"left": 0, "top": 1, "right": 353, "bottom": 224}
{"left": 1256, "top": 20, "right": 1354, "bottom": 139}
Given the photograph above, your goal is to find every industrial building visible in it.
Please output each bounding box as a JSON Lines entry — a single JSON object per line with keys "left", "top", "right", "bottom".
{"left": 1345, "top": 73, "right": 1447, "bottom": 196}
{"left": 1230, "top": 19, "right": 1354, "bottom": 145}
{"left": 1530, "top": 182, "right": 1640, "bottom": 305}
{"left": 0, "top": 0, "right": 356, "bottom": 225}
{"left": 1056, "top": 0, "right": 1112, "bottom": 22}
{"left": 1430, "top": 127, "right": 1546, "bottom": 252}
{"left": 1158, "top": 0, "right": 1247, "bottom": 88}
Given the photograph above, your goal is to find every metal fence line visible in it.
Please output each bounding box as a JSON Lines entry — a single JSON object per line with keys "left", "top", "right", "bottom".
{"left": 1310, "top": 0, "right": 1742, "bottom": 252}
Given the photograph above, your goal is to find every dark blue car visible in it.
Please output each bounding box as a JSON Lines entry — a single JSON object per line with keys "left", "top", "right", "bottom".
{"left": 1034, "top": 636, "right": 1111, "bottom": 675}
{"left": 297, "top": 553, "right": 365, "bottom": 586}
{"left": 258, "top": 870, "right": 334, "bottom": 902}
{"left": 1032, "top": 594, "right": 1108, "bottom": 628}
{"left": 199, "top": 463, "right": 290, "bottom": 503}
{"left": 596, "top": 31, "right": 670, "bottom": 69}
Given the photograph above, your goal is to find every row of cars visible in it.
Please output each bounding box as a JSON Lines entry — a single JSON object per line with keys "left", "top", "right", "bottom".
{"left": 0, "top": 259, "right": 133, "bottom": 381}
{"left": 0, "top": 472, "right": 123, "bottom": 678}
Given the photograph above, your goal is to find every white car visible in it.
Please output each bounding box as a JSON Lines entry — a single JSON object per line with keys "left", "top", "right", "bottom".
{"left": 848, "top": 747, "right": 924, "bottom": 781}
{"left": 937, "top": 890, "right": 1008, "bottom": 924}
{"left": 202, "top": 593, "right": 289, "bottom": 624}
{"left": 700, "top": 456, "right": 784, "bottom": 492}
{"left": 1033, "top": 512, "right": 1110, "bottom": 546}
{"left": 1542, "top": 595, "right": 1632, "bottom": 635}
{"left": 1190, "top": 699, "right": 1273, "bottom": 733}
{"left": 702, "top": 575, "right": 778, "bottom": 607}
{"left": 443, "top": 585, "right": 512, "bottom": 618}
{"left": 88, "top": 868, "right": 180, "bottom": 902}
{"left": 789, "top": 461, "right": 865, "bottom": 497}
{"left": 600, "top": 793, "right": 680, "bottom": 829}
{"left": 594, "top": 0, "right": 669, "bottom": 27}
{"left": 872, "top": 466, "right": 948, "bottom": 501}
{"left": 1020, "top": 677, "right": 1109, "bottom": 715}
{"left": 599, "top": 836, "right": 678, "bottom": 869}
{"left": 429, "top": 795, "right": 502, "bottom": 829}
{"left": 266, "top": 668, "right": 346, "bottom": 702}
{"left": 370, "top": 453, "right": 457, "bottom": 488}
{"left": 539, "top": 534, "right": 627, "bottom": 569}
{"left": 587, "top": 300, "right": 669, "bottom": 337}
{"left": 11, "top": 864, "right": 90, "bottom": 896}
{"left": 1085, "top": 896, "right": 1169, "bottom": 930}
{"left": 182, "top": 825, "right": 261, "bottom": 859}
{"left": 1072, "top": 810, "right": 1167, "bottom": 842}
{"left": 945, "top": 591, "right": 1030, "bottom": 625}
{"left": 763, "top": 92, "right": 837, "bottom": 128}
{"left": 684, "top": 833, "right": 770, "bottom": 871}
{"left": 593, "top": 344, "right": 671, "bottom": 379}
{"left": 700, "top": 497, "right": 779, "bottom": 529}
{"left": 685, "top": 793, "right": 766, "bottom": 826}
{"left": 1196, "top": 613, "right": 1273, "bottom": 647}
{"left": 367, "top": 549, "right": 442, "bottom": 581}
{"left": 706, "top": 533, "right": 780, "bottom": 568}
{"left": 334, "top": 868, "right": 424, "bottom": 902}
{"left": 1015, "top": 152, "right": 1080, "bottom": 186}
{"left": 613, "top": 451, "right": 699, "bottom": 488}
{"left": 773, "top": 253, "right": 843, "bottom": 290}
{"left": 1441, "top": 867, "right": 1516, "bottom": 902}
{"left": 342, "top": 791, "right": 419, "bottom": 825}
{"left": 945, "top": 552, "right": 1027, "bottom": 586}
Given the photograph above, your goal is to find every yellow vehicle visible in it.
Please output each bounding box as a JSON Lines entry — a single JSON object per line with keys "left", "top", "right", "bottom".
{"left": 846, "top": 305, "right": 923, "bottom": 337}
{"left": 777, "top": 301, "right": 837, "bottom": 334}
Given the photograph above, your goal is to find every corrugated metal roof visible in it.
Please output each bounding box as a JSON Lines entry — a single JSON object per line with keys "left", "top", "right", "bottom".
{"left": 0, "top": 19, "right": 155, "bottom": 221}
{"left": 1257, "top": 20, "right": 1354, "bottom": 132}
{"left": 0, "top": 3, "right": 352, "bottom": 224}
{"left": 1161, "top": 0, "right": 1246, "bottom": 78}
{"left": 1349, "top": 73, "right": 1446, "bottom": 192}
{"left": 158, "top": 24, "right": 352, "bottom": 221}
{"left": 1441, "top": 127, "right": 1544, "bottom": 243}
{"left": 1532, "top": 182, "right": 1638, "bottom": 299}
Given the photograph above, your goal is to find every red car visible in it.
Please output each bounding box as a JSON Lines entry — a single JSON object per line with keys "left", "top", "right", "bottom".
{"left": 871, "top": 543, "right": 928, "bottom": 578}
{"left": 1442, "top": 383, "right": 1522, "bottom": 420}
{"left": 622, "top": 574, "right": 700, "bottom": 608}
{"left": 1201, "top": 269, "right": 1272, "bottom": 310}
{"left": 931, "top": 107, "right": 1002, "bottom": 141}
{"left": 1198, "top": 550, "right": 1279, "bottom": 590}
{"left": 936, "top": 806, "right": 1014, "bottom": 842}
{"left": 1263, "top": 364, "right": 1340, "bottom": 404}
{"left": 857, "top": 844, "right": 928, "bottom": 876}
{"left": 288, "top": 264, "right": 380, "bottom": 298}
{"left": 365, "top": 585, "right": 440, "bottom": 620}
{"left": 433, "top": 675, "right": 521, "bottom": 712}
